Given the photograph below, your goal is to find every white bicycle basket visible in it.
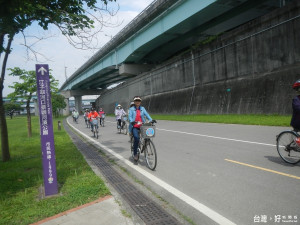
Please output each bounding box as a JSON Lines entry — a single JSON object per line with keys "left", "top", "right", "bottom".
{"left": 140, "top": 125, "right": 155, "bottom": 138}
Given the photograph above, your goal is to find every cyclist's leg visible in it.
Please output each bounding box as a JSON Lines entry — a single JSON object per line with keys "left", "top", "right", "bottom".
{"left": 90, "top": 122, "right": 94, "bottom": 132}
{"left": 132, "top": 128, "right": 140, "bottom": 157}
{"left": 118, "top": 119, "right": 121, "bottom": 128}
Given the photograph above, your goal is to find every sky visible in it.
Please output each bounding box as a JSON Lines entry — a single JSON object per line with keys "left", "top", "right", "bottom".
{"left": 2, "top": 0, "right": 153, "bottom": 97}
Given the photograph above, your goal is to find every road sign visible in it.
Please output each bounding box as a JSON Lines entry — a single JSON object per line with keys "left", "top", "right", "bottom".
{"left": 35, "top": 64, "right": 58, "bottom": 196}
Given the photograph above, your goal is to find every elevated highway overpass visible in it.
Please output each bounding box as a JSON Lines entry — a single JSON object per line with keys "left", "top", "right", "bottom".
{"left": 59, "top": 0, "right": 292, "bottom": 113}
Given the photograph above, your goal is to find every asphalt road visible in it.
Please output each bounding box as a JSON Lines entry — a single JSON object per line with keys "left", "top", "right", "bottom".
{"left": 67, "top": 116, "right": 300, "bottom": 225}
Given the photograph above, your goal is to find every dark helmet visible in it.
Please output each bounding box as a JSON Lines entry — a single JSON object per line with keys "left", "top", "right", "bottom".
{"left": 293, "top": 79, "right": 300, "bottom": 90}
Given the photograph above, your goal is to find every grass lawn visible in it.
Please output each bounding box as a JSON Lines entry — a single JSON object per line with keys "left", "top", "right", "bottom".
{"left": 151, "top": 114, "right": 291, "bottom": 126}
{"left": 107, "top": 113, "right": 290, "bottom": 126}
{"left": 0, "top": 116, "right": 110, "bottom": 225}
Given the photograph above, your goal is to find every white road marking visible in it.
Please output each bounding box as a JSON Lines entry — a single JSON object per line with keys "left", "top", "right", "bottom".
{"left": 107, "top": 120, "right": 275, "bottom": 147}
{"left": 157, "top": 128, "right": 276, "bottom": 147}
{"left": 67, "top": 118, "right": 236, "bottom": 225}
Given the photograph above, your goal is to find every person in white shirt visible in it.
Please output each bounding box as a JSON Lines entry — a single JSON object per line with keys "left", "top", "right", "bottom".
{"left": 115, "top": 104, "right": 126, "bottom": 128}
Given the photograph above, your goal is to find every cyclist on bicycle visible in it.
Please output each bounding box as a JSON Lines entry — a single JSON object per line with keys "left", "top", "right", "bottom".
{"left": 84, "top": 109, "right": 89, "bottom": 123}
{"left": 98, "top": 108, "right": 105, "bottom": 125}
{"left": 72, "top": 109, "right": 79, "bottom": 123}
{"left": 128, "top": 102, "right": 135, "bottom": 139}
{"left": 129, "top": 96, "right": 155, "bottom": 161}
{"left": 115, "top": 104, "right": 126, "bottom": 129}
{"left": 88, "top": 108, "right": 99, "bottom": 132}
{"left": 291, "top": 79, "right": 300, "bottom": 131}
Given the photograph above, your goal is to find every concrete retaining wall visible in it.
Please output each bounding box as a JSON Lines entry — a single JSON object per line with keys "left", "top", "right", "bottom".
{"left": 96, "top": 1, "right": 300, "bottom": 115}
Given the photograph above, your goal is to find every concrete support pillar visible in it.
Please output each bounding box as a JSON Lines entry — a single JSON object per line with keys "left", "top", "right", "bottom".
{"left": 74, "top": 96, "right": 82, "bottom": 114}
{"left": 63, "top": 98, "right": 70, "bottom": 116}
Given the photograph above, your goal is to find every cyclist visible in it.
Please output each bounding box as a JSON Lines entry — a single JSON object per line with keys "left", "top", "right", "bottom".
{"left": 88, "top": 108, "right": 99, "bottom": 132}
{"left": 127, "top": 102, "right": 135, "bottom": 115}
{"left": 72, "top": 109, "right": 75, "bottom": 122}
{"left": 72, "top": 109, "right": 79, "bottom": 123}
{"left": 128, "top": 102, "right": 135, "bottom": 139}
{"left": 98, "top": 108, "right": 106, "bottom": 126}
{"left": 84, "top": 109, "right": 90, "bottom": 125}
{"left": 129, "top": 96, "right": 155, "bottom": 161}
{"left": 291, "top": 79, "right": 300, "bottom": 131}
{"left": 115, "top": 104, "right": 126, "bottom": 129}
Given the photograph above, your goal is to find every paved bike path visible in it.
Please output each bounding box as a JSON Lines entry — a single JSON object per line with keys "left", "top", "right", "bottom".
{"left": 68, "top": 116, "right": 300, "bottom": 225}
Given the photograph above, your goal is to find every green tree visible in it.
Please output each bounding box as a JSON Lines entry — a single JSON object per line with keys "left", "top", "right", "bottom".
{"left": 4, "top": 102, "right": 22, "bottom": 119}
{"left": 8, "top": 67, "right": 58, "bottom": 137}
{"left": 0, "top": 0, "right": 116, "bottom": 161}
{"left": 52, "top": 93, "right": 67, "bottom": 117}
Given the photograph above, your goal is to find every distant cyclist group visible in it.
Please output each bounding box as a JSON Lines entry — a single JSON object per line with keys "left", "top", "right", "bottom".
{"left": 71, "top": 96, "right": 158, "bottom": 170}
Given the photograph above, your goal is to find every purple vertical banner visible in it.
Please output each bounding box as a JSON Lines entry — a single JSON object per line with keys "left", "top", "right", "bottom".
{"left": 35, "top": 64, "right": 58, "bottom": 196}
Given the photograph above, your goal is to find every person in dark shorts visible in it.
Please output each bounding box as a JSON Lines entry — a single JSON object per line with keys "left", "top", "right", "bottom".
{"left": 291, "top": 79, "right": 300, "bottom": 131}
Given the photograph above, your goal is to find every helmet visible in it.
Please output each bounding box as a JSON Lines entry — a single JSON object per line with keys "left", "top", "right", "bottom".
{"left": 133, "top": 96, "right": 142, "bottom": 101}
{"left": 293, "top": 79, "right": 300, "bottom": 90}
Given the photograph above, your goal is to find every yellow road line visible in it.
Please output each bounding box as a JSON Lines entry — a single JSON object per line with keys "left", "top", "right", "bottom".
{"left": 225, "top": 159, "right": 300, "bottom": 180}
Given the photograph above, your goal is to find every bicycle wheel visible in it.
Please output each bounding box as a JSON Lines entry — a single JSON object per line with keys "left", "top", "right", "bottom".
{"left": 277, "top": 131, "right": 300, "bottom": 164}
{"left": 144, "top": 139, "right": 157, "bottom": 170}
{"left": 131, "top": 136, "right": 140, "bottom": 161}
{"left": 118, "top": 123, "right": 121, "bottom": 134}
{"left": 123, "top": 123, "right": 128, "bottom": 135}
{"left": 102, "top": 119, "right": 105, "bottom": 127}
{"left": 96, "top": 127, "right": 99, "bottom": 139}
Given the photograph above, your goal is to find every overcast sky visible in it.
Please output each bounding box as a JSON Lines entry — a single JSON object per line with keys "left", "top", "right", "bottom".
{"left": 2, "top": 0, "right": 153, "bottom": 97}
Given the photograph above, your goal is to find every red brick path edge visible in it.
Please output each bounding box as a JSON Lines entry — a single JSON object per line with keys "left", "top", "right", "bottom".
{"left": 30, "top": 195, "right": 112, "bottom": 225}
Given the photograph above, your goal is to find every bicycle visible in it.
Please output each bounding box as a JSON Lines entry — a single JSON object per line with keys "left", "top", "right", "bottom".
{"left": 118, "top": 115, "right": 128, "bottom": 135}
{"left": 130, "top": 121, "right": 157, "bottom": 170}
{"left": 84, "top": 116, "right": 90, "bottom": 128}
{"left": 276, "top": 130, "right": 300, "bottom": 164}
{"left": 100, "top": 114, "right": 105, "bottom": 127}
{"left": 91, "top": 118, "right": 99, "bottom": 139}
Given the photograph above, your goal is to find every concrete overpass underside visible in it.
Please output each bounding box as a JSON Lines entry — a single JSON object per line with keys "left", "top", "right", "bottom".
{"left": 59, "top": 0, "right": 293, "bottom": 100}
